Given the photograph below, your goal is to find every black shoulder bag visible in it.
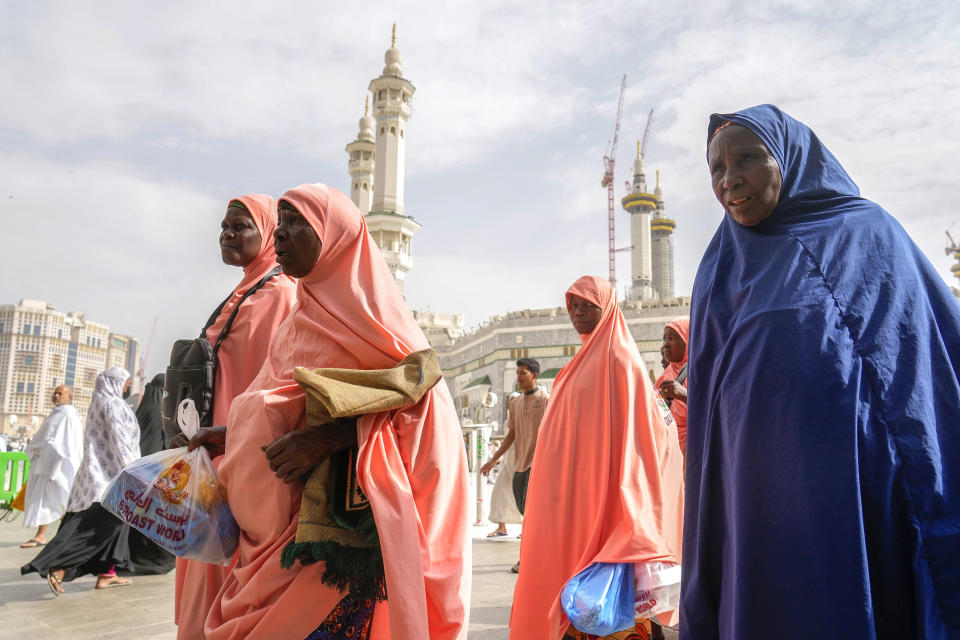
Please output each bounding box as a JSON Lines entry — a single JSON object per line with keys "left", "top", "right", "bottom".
{"left": 161, "top": 267, "right": 282, "bottom": 442}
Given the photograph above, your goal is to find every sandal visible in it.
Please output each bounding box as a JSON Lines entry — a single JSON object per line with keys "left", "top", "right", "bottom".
{"left": 47, "top": 571, "right": 64, "bottom": 596}
{"left": 20, "top": 538, "right": 45, "bottom": 548}
{"left": 96, "top": 576, "right": 132, "bottom": 589}
{"left": 486, "top": 530, "right": 508, "bottom": 537}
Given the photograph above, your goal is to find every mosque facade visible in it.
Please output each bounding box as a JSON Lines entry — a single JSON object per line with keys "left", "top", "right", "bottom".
{"left": 430, "top": 297, "right": 691, "bottom": 425}
{"left": 347, "top": 31, "right": 690, "bottom": 428}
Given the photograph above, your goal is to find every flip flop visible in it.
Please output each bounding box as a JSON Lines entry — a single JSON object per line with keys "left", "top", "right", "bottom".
{"left": 95, "top": 576, "right": 132, "bottom": 589}
{"left": 20, "top": 539, "right": 45, "bottom": 548}
{"left": 486, "top": 531, "right": 508, "bottom": 538}
{"left": 47, "top": 572, "right": 64, "bottom": 596}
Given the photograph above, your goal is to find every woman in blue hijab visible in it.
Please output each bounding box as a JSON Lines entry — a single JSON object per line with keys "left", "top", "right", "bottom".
{"left": 681, "top": 105, "right": 960, "bottom": 639}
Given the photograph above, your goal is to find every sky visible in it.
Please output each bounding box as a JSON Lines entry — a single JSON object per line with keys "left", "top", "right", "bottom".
{"left": 2, "top": 0, "right": 959, "bottom": 377}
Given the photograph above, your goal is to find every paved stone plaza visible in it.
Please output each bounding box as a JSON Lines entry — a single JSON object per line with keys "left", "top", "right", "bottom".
{"left": 0, "top": 519, "right": 677, "bottom": 639}
{"left": 0, "top": 519, "right": 518, "bottom": 640}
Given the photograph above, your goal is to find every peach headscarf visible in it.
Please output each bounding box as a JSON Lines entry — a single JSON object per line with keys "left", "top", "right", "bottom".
{"left": 175, "top": 194, "right": 296, "bottom": 640}
{"left": 204, "top": 194, "right": 296, "bottom": 426}
{"left": 509, "top": 276, "right": 684, "bottom": 639}
{"left": 656, "top": 316, "right": 690, "bottom": 454}
{"left": 206, "top": 184, "right": 470, "bottom": 640}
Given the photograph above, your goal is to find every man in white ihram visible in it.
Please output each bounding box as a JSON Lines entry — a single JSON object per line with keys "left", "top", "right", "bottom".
{"left": 19, "top": 385, "right": 83, "bottom": 548}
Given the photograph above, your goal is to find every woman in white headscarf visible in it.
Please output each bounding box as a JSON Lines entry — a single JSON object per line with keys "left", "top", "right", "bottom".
{"left": 22, "top": 366, "right": 142, "bottom": 595}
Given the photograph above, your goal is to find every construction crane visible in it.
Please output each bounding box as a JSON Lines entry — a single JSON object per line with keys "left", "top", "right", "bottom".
{"left": 624, "top": 109, "right": 656, "bottom": 194}
{"left": 947, "top": 230, "right": 960, "bottom": 289}
{"left": 137, "top": 317, "right": 157, "bottom": 395}
{"left": 640, "top": 108, "right": 655, "bottom": 159}
{"left": 601, "top": 74, "right": 627, "bottom": 287}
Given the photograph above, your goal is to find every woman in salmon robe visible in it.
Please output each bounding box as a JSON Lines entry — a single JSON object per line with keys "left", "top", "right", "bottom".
{"left": 174, "top": 194, "right": 297, "bottom": 640}
{"left": 202, "top": 183, "right": 470, "bottom": 640}
{"left": 655, "top": 317, "right": 689, "bottom": 455}
{"left": 510, "top": 275, "right": 684, "bottom": 639}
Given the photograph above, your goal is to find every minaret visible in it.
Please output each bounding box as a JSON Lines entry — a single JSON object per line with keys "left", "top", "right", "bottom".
{"left": 345, "top": 97, "right": 376, "bottom": 214}
{"left": 366, "top": 24, "right": 420, "bottom": 290}
{"left": 650, "top": 170, "right": 677, "bottom": 298}
{"left": 621, "top": 141, "right": 655, "bottom": 300}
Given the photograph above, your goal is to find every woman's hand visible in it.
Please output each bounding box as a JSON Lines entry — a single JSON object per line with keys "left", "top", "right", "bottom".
{"left": 659, "top": 380, "right": 687, "bottom": 403}
{"left": 261, "top": 420, "right": 358, "bottom": 484}
{"left": 186, "top": 426, "right": 227, "bottom": 458}
{"left": 168, "top": 433, "right": 189, "bottom": 449}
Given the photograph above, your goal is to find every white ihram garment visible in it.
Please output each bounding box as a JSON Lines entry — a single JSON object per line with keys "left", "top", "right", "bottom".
{"left": 23, "top": 404, "right": 84, "bottom": 527}
{"left": 487, "top": 447, "right": 523, "bottom": 524}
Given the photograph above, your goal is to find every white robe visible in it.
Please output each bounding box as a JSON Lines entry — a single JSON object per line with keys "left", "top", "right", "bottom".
{"left": 23, "top": 404, "right": 83, "bottom": 527}
{"left": 487, "top": 447, "right": 523, "bottom": 524}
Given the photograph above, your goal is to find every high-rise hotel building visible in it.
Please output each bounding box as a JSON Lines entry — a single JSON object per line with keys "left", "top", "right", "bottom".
{"left": 0, "top": 299, "right": 140, "bottom": 437}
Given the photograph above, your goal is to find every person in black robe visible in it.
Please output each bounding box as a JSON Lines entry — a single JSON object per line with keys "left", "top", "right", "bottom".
{"left": 127, "top": 373, "right": 176, "bottom": 575}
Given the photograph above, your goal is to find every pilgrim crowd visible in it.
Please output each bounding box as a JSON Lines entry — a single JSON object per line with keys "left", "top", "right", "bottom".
{"left": 11, "top": 105, "right": 960, "bottom": 640}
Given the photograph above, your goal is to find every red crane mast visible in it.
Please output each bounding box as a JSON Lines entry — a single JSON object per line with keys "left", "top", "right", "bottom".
{"left": 601, "top": 75, "right": 627, "bottom": 287}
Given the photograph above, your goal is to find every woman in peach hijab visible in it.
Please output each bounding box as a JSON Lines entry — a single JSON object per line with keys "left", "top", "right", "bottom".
{"left": 196, "top": 183, "right": 470, "bottom": 640}
{"left": 656, "top": 317, "right": 689, "bottom": 456}
{"left": 510, "top": 275, "right": 683, "bottom": 640}
{"left": 173, "top": 194, "right": 297, "bottom": 640}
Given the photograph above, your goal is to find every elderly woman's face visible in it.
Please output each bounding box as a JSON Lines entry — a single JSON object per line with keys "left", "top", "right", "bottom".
{"left": 567, "top": 294, "right": 602, "bottom": 335}
{"left": 220, "top": 206, "right": 262, "bottom": 267}
{"left": 708, "top": 124, "right": 782, "bottom": 227}
{"left": 274, "top": 201, "right": 322, "bottom": 277}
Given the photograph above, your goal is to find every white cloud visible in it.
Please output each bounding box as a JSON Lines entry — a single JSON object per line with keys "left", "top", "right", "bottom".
{"left": 0, "top": 1, "right": 646, "bottom": 171}
{"left": 610, "top": 4, "right": 960, "bottom": 295}
{"left": 0, "top": 150, "right": 239, "bottom": 375}
{"left": 2, "top": 0, "right": 959, "bottom": 375}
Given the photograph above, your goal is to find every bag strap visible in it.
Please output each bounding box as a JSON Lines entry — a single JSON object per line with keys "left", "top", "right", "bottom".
{"left": 676, "top": 363, "right": 688, "bottom": 386}
{"left": 203, "top": 266, "right": 283, "bottom": 354}
{"left": 201, "top": 295, "right": 232, "bottom": 337}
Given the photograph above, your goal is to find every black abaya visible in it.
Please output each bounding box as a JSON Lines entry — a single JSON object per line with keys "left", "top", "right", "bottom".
{"left": 128, "top": 372, "right": 176, "bottom": 574}
{"left": 21, "top": 503, "right": 131, "bottom": 581}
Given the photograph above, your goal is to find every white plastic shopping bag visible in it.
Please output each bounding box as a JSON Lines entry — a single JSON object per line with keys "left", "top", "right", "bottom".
{"left": 102, "top": 399, "right": 239, "bottom": 564}
{"left": 634, "top": 561, "right": 681, "bottom": 619}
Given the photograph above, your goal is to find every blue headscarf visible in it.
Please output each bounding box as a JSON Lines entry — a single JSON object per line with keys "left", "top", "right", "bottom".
{"left": 681, "top": 105, "right": 960, "bottom": 639}
{"left": 707, "top": 105, "right": 859, "bottom": 220}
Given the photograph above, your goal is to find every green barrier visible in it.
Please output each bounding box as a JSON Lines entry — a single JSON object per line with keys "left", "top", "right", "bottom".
{"left": 0, "top": 452, "right": 30, "bottom": 507}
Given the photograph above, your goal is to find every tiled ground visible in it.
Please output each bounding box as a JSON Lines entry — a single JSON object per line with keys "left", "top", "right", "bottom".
{"left": 0, "top": 515, "right": 178, "bottom": 640}
{"left": 0, "top": 517, "right": 676, "bottom": 639}
{"left": 0, "top": 517, "right": 520, "bottom": 639}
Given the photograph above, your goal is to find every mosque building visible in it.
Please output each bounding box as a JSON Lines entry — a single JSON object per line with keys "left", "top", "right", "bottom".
{"left": 347, "top": 29, "right": 690, "bottom": 425}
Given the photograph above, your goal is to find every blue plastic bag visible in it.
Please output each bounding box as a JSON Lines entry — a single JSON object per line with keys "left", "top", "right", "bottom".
{"left": 560, "top": 562, "right": 636, "bottom": 636}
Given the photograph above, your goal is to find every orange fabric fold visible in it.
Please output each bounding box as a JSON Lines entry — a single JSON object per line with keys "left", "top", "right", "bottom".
{"left": 509, "top": 276, "right": 684, "bottom": 639}
{"left": 175, "top": 194, "right": 297, "bottom": 640}
{"left": 655, "top": 316, "right": 689, "bottom": 454}
{"left": 205, "top": 184, "right": 470, "bottom": 640}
